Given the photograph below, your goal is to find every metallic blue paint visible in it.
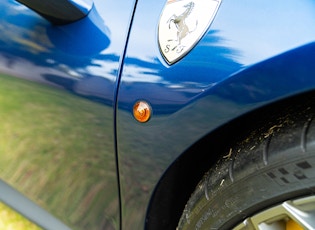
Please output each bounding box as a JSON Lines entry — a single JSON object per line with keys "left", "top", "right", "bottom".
{"left": 1, "top": 0, "right": 315, "bottom": 229}
{"left": 117, "top": 0, "right": 315, "bottom": 228}
{"left": 0, "top": 0, "right": 136, "bottom": 229}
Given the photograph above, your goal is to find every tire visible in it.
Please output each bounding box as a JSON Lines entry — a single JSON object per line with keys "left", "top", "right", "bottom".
{"left": 177, "top": 104, "right": 315, "bottom": 229}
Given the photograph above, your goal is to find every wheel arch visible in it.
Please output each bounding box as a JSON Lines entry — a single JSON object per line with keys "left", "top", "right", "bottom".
{"left": 145, "top": 89, "right": 315, "bottom": 230}
{"left": 145, "top": 42, "right": 315, "bottom": 229}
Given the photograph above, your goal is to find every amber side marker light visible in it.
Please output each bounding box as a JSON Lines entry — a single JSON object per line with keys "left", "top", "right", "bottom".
{"left": 133, "top": 101, "right": 152, "bottom": 123}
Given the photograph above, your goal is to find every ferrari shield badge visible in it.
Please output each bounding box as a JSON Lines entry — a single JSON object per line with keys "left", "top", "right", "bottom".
{"left": 158, "top": 0, "right": 221, "bottom": 64}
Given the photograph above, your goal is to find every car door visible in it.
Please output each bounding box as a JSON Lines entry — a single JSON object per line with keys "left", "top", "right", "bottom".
{"left": 0, "top": 0, "right": 136, "bottom": 229}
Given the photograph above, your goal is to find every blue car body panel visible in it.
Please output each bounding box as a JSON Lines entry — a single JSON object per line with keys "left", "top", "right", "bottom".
{"left": 1, "top": 0, "right": 315, "bottom": 229}
{"left": 0, "top": 0, "right": 136, "bottom": 229}
{"left": 118, "top": 0, "right": 315, "bottom": 228}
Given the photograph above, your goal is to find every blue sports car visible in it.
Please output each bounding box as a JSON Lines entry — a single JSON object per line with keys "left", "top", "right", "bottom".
{"left": 1, "top": 0, "right": 315, "bottom": 229}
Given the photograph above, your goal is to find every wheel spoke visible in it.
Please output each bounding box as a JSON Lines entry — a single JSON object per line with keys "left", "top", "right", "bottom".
{"left": 283, "top": 196, "right": 315, "bottom": 229}
{"left": 234, "top": 195, "right": 315, "bottom": 230}
{"left": 233, "top": 218, "right": 256, "bottom": 230}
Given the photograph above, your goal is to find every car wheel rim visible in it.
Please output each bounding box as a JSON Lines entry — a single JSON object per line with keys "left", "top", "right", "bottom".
{"left": 234, "top": 195, "right": 315, "bottom": 230}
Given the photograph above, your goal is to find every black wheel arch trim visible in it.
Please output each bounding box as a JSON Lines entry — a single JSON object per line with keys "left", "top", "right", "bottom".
{"left": 145, "top": 42, "right": 315, "bottom": 230}
{"left": 145, "top": 90, "right": 315, "bottom": 230}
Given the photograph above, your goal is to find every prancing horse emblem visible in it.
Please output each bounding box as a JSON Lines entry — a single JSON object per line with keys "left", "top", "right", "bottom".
{"left": 167, "top": 2, "right": 198, "bottom": 52}
{"left": 158, "top": 0, "right": 221, "bottom": 64}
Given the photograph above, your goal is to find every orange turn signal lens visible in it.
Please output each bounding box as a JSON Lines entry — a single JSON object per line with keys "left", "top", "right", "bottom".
{"left": 133, "top": 101, "right": 152, "bottom": 123}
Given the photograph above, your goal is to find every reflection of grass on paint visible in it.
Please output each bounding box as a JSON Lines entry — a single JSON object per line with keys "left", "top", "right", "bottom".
{"left": 0, "top": 74, "right": 118, "bottom": 229}
{"left": 0, "top": 202, "right": 41, "bottom": 230}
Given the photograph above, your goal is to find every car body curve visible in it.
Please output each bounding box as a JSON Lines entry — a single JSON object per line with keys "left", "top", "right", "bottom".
{"left": 1, "top": 0, "right": 315, "bottom": 229}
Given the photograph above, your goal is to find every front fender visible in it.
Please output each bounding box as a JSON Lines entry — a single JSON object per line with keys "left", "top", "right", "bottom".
{"left": 117, "top": 0, "right": 315, "bottom": 229}
{"left": 144, "top": 41, "right": 315, "bottom": 230}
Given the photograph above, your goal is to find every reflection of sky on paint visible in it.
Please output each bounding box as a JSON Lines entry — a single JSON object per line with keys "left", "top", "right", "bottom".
{"left": 86, "top": 59, "right": 118, "bottom": 81}
{"left": 122, "top": 65, "right": 163, "bottom": 83}
{"left": 94, "top": 0, "right": 136, "bottom": 56}
{"left": 1, "top": 0, "right": 137, "bottom": 83}
{"left": 127, "top": 0, "right": 315, "bottom": 66}
{"left": 212, "top": 0, "right": 315, "bottom": 65}
{"left": 125, "top": 0, "right": 165, "bottom": 62}
{"left": 6, "top": 0, "right": 135, "bottom": 59}
{"left": 10, "top": 1, "right": 30, "bottom": 12}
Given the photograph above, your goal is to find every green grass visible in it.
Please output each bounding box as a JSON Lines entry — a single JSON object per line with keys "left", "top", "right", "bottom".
{"left": 0, "top": 74, "right": 118, "bottom": 229}
{"left": 0, "top": 202, "right": 41, "bottom": 230}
